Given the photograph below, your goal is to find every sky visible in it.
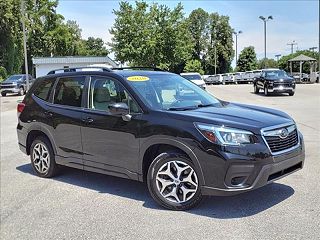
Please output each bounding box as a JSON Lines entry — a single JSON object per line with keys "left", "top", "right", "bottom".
{"left": 57, "top": 0, "right": 319, "bottom": 66}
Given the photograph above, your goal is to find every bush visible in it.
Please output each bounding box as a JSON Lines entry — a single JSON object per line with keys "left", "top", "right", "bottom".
{"left": 0, "top": 66, "right": 8, "bottom": 82}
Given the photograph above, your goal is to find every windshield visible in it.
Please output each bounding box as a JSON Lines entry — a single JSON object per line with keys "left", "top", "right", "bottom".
{"left": 265, "top": 70, "right": 289, "bottom": 78}
{"left": 126, "top": 73, "right": 220, "bottom": 110}
{"left": 7, "top": 75, "right": 24, "bottom": 81}
{"left": 181, "top": 74, "right": 202, "bottom": 81}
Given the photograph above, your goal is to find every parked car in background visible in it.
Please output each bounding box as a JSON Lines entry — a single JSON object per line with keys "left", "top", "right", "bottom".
{"left": 252, "top": 70, "right": 262, "bottom": 80}
{"left": 222, "top": 73, "right": 234, "bottom": 84}
{"left": 253, "top": 69, "right": 295, "bottom": 96}
{"left": 203, "top": 75, "right": 212, "bottom": 85}
{"left": 234, "top": 72, "right": 244, "bottom": 83}
{"left": 17, "top": 66, "right": 305, "bottom": 210}
{"left": 293, "top": 73, "right": 310, "bottom": 83}
{"left": 207, "top": 74, "right": 223, "bottom": 84}
{"left": 0, "top": 74, "right": 34, "bottom": 96}
{"left": 243, "top": 71, "right": 254, "bottom": 83}
{"left": 180, "top": 72, "right": 206, "bottom": 90}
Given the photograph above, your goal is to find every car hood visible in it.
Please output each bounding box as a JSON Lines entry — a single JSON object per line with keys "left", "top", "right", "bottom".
{"left": 168, "top": 102, "right": 294, "bottom": 135}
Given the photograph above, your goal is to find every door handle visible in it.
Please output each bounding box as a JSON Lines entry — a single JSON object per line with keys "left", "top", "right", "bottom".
{"left": 82, "top": 117, "right": 94, "bottom": 123}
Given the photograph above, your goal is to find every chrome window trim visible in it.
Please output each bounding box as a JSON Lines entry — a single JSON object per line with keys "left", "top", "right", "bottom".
{"left": 260, "top": 122, "right": 300, "bottom": 156}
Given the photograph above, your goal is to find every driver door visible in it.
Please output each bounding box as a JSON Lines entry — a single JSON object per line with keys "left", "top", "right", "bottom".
{"left": 81, "top": 75, "right": 143, "bottom": 177}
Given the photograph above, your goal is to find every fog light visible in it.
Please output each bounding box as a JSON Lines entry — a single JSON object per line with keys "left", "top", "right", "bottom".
{"left": 231, "top": 176, "right": 247, "bottom": 186}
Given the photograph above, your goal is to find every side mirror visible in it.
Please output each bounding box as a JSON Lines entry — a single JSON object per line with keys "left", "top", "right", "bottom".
{"left": 108, "top": 102, "right": 129, "bottom": 116}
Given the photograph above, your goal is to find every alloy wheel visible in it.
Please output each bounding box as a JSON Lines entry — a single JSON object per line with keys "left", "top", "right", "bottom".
{"left": 155, "top": 160, "right": 198, "bottom": 203}
{"left": 32, "top": 143, "right": 50, "bottom": 174}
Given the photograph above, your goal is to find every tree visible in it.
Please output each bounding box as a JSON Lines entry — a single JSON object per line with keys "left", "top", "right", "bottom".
{"left": 278, "top": 50, "right": 319, "bottom": 73}
{"left": 205, "top": 13, "right": 234, "bottom": 74}
{"left": 109, "top": 1, "right": 193, "bottom": 72}
{"left": 80, "top": 37, "right": 109, "bottom": 56}
{"left": 0, "top": 66, "right": 7, "bottom": 81}
{"left": 188, "top": 8, "right": 209, "bottom": 60}
{"left": 237, "top": 46, "right": 258, "bottom": 72}
{"left": 257, "top": 58, "right": 278, "bottom": 69}
{"left": 184, "top": 59, "right": 204, "bottom": 74}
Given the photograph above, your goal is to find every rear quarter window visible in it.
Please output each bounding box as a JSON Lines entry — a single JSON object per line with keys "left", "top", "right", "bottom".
{"left": 33, "top": 78, "right": 55, "bottom": 102}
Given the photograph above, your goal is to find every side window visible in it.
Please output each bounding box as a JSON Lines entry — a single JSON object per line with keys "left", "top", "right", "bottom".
{"left": 53, "top": 76, "right": 85, "bottom": 107}
{"left": 33, "top": 78, "right": 55, "bottom": 102}
{"left": 89, "top": 76, "right": 140, "bottom": 113}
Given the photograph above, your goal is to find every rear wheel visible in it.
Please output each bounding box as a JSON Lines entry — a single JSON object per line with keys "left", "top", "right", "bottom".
{"left": 30, "top": 136, "right": 58, "bottom": 178}
{"left": 147, "top": 152, "right": 202, "bottom": 210}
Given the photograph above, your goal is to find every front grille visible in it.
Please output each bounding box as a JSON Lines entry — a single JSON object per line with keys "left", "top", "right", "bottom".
{"left": 273, "top": 83, "right": 292, "bottom": 87}
{"left": 263, "top": 126, "right": 299, "bottom": 154}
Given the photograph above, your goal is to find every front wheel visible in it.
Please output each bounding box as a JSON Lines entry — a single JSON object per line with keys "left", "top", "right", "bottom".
{"left": 18, "top": 87, "right": 24, "bottom": 96}
{"left": 147, "top": 152, "right": 202, "bottom": 210}
{"left": 289, "top": 91, "right": 295, "bottom": 96}
{"left": 264, "top": 85, "right": 269, "bottom": 96}
{"left": 1, "top": 92, "right": 6, "bottom": 97}
{"left": 254, "top": 84, "right": 259, "bottom": 94}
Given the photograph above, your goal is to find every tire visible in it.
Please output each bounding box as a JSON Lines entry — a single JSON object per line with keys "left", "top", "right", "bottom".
{"left": 18, "top": 87, "right": 24, "bottom": 96}
{"left": 254, "top": 84, "right": 259, "bottom": 94}
{"left": 289, "top": 91, "right": 295, "bottom": 96}
{"left": 1, "top": 92, "right": 6, "bottom": 97}
{"left": 30, "top": 136, "right": 58, "bottom": 178}
{"left": 222, "top": 81, "right": 226, "bottom": 85}
{"left": 264, "top": 85, "right": 269, "bottom": 96}
{"left": 147, "top": 152, "right": 202, "bottom": 210}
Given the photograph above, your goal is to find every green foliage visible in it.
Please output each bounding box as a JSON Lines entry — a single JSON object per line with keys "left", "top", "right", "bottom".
{"left": 257, "top": 58, "right": 278, "bottom": 69}
{"left": 184, "top": 59, "right": 204, "bottom": 74}
{"left": 80, "top": 37, "right": 109, "bottom": 56}
{"left": 188, "top": 8, "right": 209, "bottom": 60}
{"left": 278, "top": 50, "right": 319, "bottom": 73}
{"left": 237, "top": 46, "right": 258, "bottom": 72}
{"left": 0, "top": 66, "right": 8, "bottom": 81}
{"left": 110, "top": 1, "right": 193, "bottom": 72}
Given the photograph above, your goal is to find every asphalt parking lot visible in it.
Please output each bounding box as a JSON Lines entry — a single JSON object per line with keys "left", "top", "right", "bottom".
{"left": 1, "top": 84, "right": 320, "bottom": 240}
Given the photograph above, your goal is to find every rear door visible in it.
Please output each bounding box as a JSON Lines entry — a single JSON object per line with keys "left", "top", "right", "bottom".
{"left": 80, "top": 75, "right": 142, "bottom": 177}
{"left": 48, "top": 75, "right": 86, "bottom": 168}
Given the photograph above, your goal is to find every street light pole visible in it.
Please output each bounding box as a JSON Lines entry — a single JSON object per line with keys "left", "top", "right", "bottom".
{"left": 259, "top": 16, "right": 273, "bottom": 61}
{"left": 233, "top": 30, "right": 242, "bottom": 67}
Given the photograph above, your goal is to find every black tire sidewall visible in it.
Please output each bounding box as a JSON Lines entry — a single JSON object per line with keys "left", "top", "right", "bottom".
{"left": 30, "top": 136, "right": 57, "bottom": 178}
{"left": 147, "top": 152, "right": 202, "bottom": 210}
{"left": 18, "top": 87, "right": 24, "bottom": 96}
{"left": 264, "top": 85, "right": 269, "bottom": 96}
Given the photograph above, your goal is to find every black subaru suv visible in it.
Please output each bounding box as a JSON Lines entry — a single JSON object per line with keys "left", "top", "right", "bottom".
{"left": 253, "top": 69, "right": 296, "bottom": 96}
{"left": 17, "top": 67, "right": 305, "bottom": 210}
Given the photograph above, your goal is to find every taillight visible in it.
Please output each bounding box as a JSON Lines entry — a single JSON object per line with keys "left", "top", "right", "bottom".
{"left": 17, "top": 102, "right": 26, "bottom": 115}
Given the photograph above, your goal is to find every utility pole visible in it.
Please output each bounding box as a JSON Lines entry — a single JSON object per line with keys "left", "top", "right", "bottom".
{"left": 287, "top": 41, "right": 297, "bottom": 54}
{"left": 214, "top": 44, "right": 217, "bottom": 75}
{"left": 259, "top": 16, "right": 273, "bottom": 61}
{"left": 233, "top": 30, "right": 242, "bottom": 67}
{"left": 21, "top": 0, "right": 30, "bottom": 91}
{"left": 275, "top": 54, "right": 281, "bottom": 61}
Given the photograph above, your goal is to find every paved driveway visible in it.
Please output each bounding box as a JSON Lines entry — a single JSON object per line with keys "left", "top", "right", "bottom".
{"left": 1, "top": 84, "right": 319, "bottom": 239}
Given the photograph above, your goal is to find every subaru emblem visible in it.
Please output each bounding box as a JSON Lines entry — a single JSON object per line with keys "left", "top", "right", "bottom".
{"left": 279, "top": 128, "right": 289, "bottom": 139}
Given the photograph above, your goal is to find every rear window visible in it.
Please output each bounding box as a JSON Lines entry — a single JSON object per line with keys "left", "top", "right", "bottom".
{"left": 33, "top": 78, "right": 55, "bottom": 102}
{"left": 53, "top": 76, "right": 85, "bottom": 107}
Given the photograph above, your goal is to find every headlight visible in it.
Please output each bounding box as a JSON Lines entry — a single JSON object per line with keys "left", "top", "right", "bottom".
{"left": 195, "top": 123, "right": 254, "bottom": 145}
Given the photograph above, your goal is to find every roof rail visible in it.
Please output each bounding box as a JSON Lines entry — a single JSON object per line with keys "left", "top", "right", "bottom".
{"left": 111, "top": 66, "right": 164, "bottom": 71}
{"left": 47, "top": 66, "right": 112, "bottom": 75}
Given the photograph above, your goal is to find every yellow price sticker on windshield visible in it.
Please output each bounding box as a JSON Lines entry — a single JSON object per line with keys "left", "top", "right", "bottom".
{"left": 127, "top": 76, "right": 149, "bottom": 81}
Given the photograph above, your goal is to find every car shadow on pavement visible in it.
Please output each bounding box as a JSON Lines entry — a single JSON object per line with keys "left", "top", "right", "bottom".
{"left": 250, "top": 92, "right": 290, "bottom": 97}
{"left": 16, "top": 163, "right": 294, "bottom": 219}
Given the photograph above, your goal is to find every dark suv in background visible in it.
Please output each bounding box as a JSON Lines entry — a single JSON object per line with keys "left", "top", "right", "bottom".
{"left": 253, "top": 69, "right": 296, "bottom": 96}
{"left": 17, "top": 67, "right": 305, "bottom": 210}
{"left": 1, "top": 74, "right": 34, "bottom": 96}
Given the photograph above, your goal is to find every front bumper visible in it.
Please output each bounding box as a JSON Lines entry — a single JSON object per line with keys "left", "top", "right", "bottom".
{"left": 267, "top": 82, "right": 295, "bottom": 93}
{"left": 197, "top": 132, "right": 305, "bottom": 196}
{"left": 0, "top": 87, "right": 20, "bottom": 94}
